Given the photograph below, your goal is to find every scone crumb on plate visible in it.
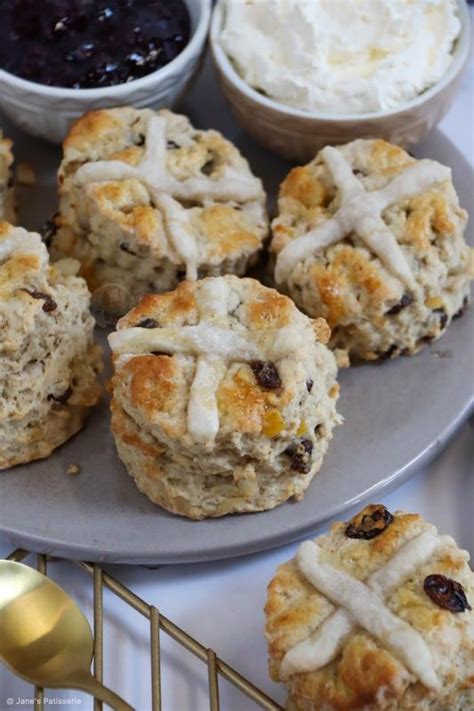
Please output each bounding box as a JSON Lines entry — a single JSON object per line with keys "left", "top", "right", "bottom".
{"left": 0, "top": 132, "right": 15, "bottom": 223}
{"left": 334, "top": 347, "right": 350, "bottom": 369}
{"left": 66, "top": 464, "right": 80, "bottom": 476}
{"left": 90, "top": 282, "right": 135, "bottom": 328}
{"left": 16, "top": 162, "right": 37, "bottom": 186}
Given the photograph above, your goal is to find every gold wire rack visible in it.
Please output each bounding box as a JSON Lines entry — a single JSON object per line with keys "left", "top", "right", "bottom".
{"left": 5, "top": 549, "right": 284, "bottom": 711}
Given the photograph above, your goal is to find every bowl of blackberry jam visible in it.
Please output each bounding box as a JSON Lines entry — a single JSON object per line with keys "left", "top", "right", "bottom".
{"left": 0, "top": 0, "right": 211, "bottom": 142}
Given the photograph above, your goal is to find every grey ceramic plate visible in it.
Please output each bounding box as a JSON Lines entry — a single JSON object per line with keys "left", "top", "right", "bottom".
{"left": 0, "top": 60, "right": 473, "bottom": 564}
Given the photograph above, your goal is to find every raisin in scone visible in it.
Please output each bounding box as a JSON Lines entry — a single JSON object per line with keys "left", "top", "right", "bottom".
{"left": 265, "top": 505, "right": 474, "bottom": 711}
{"left": 52, "top": 107, "right": 268, "bottom": 305}
{"left": 108, "top": 275, "right": 341, "bottom": 519}
{"left": 0, "top": 222, "right": 102, "bottom": 469}
{"left": 271, "top": 139, "right": 473, "bottom": 363}
{"left": 0, "top": 133, "right": 15, "bottom": 223}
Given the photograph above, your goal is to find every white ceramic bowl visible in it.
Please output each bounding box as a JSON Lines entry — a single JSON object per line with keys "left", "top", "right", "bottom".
{"left": 211, "top": 0, "right": 471, "bottom": 162}
{"left": 0, "top": 0, "right": 211, "bottom": 144}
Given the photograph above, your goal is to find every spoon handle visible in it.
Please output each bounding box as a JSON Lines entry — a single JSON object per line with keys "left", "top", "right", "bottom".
{"left": 74, "top": 676, "right": 134, "bottom": 711}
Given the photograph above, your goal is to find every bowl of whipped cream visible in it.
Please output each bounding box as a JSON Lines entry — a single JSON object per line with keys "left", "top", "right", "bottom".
{"left": 210, "top": 0, "right": 471, "bottom": 161}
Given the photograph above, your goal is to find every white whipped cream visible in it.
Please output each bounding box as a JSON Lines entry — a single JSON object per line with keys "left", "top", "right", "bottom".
{"left": 219, "top": 0, "right": 461, "bottom": 115}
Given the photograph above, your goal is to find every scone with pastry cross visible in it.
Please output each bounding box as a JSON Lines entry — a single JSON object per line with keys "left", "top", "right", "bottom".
{"left": 271, "top": 139, "right": 473, "bottom": 363}
{"left": 265, "top": 504, "right": 474, "bottom": 711}
{"left": 52, "top": 107, "right": 268, "bottom": 306}
{"left": 0, "top": 222, "right": 102, "bottom": 469}
{"left": 108, "top": 275, "right": 342, "bottom": 518}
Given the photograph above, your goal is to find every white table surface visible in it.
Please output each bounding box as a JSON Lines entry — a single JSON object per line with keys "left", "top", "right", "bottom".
{"left": 1, "top": 23, "right": 473, "bottom": 711}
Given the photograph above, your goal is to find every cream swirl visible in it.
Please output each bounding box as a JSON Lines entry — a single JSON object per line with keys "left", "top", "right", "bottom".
{"left": 220, "top": 0, "right": 461, "bottom": 115}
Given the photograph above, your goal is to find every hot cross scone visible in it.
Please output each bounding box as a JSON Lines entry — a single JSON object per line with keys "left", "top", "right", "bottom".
{"left": 265, "top": 505, "right": 474, "bottom": 711}
{"left": 271, "top": 139, "right": 473, "bottom": 363}
{"left": 0, "top": 222, "right": 102, "bottom": 469}
{"left": 0, "top": 133, "right": 15, "bottom": 223}
{"left": 108, "top": 275, "right": 342, "bottom": 519}
{"left": 51, "top": 107, "right": 268, "bottom": 305}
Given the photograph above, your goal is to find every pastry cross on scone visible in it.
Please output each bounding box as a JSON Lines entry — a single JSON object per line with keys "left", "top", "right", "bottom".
{"left": 75, "top": 115, "right": 264, "bottom": 281}
{"left": 275, "top": 146, "right": 452, "bottom": 290}
{"left": 109, "top": 279, "right": 311, "bottom": 444}
{"left": 280, "top": 529, "right": 460, "bottom": 692}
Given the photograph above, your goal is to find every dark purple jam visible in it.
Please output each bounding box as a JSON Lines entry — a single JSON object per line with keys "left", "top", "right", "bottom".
{"left": 0, "top": 0, "right": 191, "bottom": 89}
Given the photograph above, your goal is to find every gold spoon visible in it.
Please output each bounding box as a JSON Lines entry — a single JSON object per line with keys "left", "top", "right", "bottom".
{"left": 0, "top": 560, "right": 133, "bottom": 711}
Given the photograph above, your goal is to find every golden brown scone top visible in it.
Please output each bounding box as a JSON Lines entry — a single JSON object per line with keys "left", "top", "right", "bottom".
{"left": 110, "top": 276, "right": 335, "bottom": 443}
{"left": 0, "top": 221, "right": 81, "bottom": 303}
{"left": 271, "top": 139, "right": 469, "bottom": 328}
{"left": 58, "top": 107, "right": 268, "bottom": 272}
{"left": 265, "top": 505, "right": 474, "bottom": 711}
{"left": 0, "top": 222, "right": 48, "bottom": 301}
